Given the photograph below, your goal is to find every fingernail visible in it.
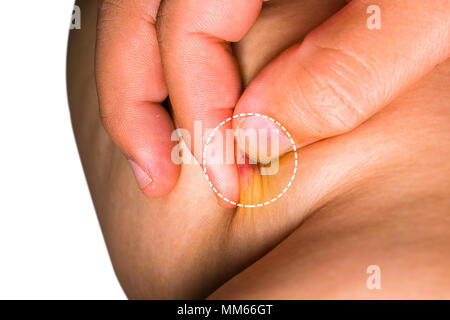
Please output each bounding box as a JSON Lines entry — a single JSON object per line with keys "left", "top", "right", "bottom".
{"left": 128, "top": 159, "right": 152, "bottom": 190}
{"left": 235, "top": 116, "right": 293, "bottom": 162}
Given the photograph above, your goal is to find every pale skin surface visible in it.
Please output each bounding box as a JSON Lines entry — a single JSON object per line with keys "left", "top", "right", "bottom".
{"left": 67, "top": 0, "right": 450, "bottom": 299}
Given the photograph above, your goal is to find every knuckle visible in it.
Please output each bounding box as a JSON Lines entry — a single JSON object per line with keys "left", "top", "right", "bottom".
{"left": 288, "top": 41, "right": 373, "bottom": 136}
{"left": 289, "top": 63, "right": 366, "bottom": 137}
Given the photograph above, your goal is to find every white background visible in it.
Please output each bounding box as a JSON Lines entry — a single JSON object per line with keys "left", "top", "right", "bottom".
{"left": 0, "top": 1, "right": 125, "bottom": 299}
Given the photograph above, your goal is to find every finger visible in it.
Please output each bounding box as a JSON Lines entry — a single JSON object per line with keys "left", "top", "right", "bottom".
{"left": 234, "top": 0, "right": 450, "bottom": 159}
{"left": 96, "top": 0, "right": 179, "bottom": 197}
{"left": 157, "top": 0, "right": 265, "bottom": 206}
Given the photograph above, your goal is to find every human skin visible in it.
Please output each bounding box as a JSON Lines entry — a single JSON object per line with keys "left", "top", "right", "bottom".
{"left": 67, "top": 0, "right": 450, "bottom": 299}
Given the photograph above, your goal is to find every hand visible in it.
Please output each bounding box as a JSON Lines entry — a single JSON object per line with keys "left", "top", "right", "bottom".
{"left": 151, "top": 0, "right": 450, "bottom": 205}
{"left": 96, "top": 0, "right": 273, "bottom": 206}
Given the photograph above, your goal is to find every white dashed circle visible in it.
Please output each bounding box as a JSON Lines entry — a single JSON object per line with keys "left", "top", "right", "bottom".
{"left": 202, "top": 113, "right": 298, "bottom": 208}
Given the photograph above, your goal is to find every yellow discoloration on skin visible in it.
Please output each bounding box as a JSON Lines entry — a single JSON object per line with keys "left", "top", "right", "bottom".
{"left": 238, "top": 163, "right": 272, "bottom": 206}
{"left": 237, "top": 153, "right": 293, "bottom": 210}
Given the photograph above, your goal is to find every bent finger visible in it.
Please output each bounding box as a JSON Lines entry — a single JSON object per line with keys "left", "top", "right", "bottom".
{"left": 96, "top": 0, "right": 180, "bottom": 197}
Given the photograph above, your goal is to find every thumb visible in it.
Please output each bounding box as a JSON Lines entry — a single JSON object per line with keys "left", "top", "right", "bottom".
{"left": 234, "top": 0, "right": 450, "bottom": 158}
